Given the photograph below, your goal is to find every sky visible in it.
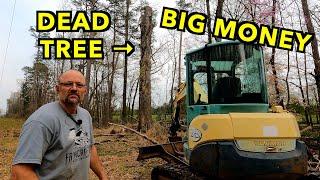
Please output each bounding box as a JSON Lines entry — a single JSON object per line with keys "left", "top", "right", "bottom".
{"left": 0, "top": 0, "right": 61, "bottom": 114}
{"left": 0, "top": 0, "right": 176, "bottom": 114}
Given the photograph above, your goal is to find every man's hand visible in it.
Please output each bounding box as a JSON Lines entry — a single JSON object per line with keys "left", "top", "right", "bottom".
{"left": 90, "top": 145, "right": 108, "bottom": 180}
{"left": 11, "top": 164, "right": 38, "bottom": 180}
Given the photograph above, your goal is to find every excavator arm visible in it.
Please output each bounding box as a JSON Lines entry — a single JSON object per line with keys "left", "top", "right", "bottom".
{"left": 169, "top": 81, "right": 208, "bottom": 137}
{"left": 169, "top": 83, "right": 186, "bottom": 137}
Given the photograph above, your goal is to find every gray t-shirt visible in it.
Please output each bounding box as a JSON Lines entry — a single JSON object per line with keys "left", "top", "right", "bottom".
{"left": 13, "top": 101, "right": 94, "bottom": 180}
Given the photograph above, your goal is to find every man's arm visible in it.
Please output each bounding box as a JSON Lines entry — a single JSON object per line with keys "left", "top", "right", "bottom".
{"left": 11, "top": 121, "right": 50, "bottom": 180}
{"left": 90, "top": 145, "right": 107, "bottom": 180}
{"left": 11, "top": 164, "right": 38, "bottom": 180}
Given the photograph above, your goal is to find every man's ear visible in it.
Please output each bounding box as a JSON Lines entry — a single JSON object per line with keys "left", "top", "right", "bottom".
{"left": 55, "top": 85, "right": 60, "bottom": 93}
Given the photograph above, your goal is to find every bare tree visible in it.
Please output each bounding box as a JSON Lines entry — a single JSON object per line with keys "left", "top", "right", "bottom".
{"left": 269, "top": 0, "right": 281, "bottom": 104}
{"left": 301, "top": 0, "right": 320, "bottom": 108}
{"left": 81, "top": 0, "right": 98, "bottom": 109}
{"left": 294, "top": 48, "right": 312, "bottom": 126}
{"left": 295, "top": 0, "right": 313, "bottom": 124}
{"left": 138, "top": 6, "right": 154, "bottom": 132}
{"left": 285, "top": 50, "right": 291, "bottom": 107}
{"left": 206, "top": 0, "right": 212, "bottom": 43}
{"left": 176, "top": 0, "right": 191, "bottom": 85}
{"left": 121, "top": 0, "right": 131, "bottom": 123}
{"left": 215, "top": 0, "right": 225, "bottom": 42}
{"left": 106, "top": 7, "right": 119, "bottom": 123}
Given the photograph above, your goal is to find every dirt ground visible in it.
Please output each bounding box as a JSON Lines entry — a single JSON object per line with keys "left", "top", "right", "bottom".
{"left": 0, "top": 118, "right": 168, "bottom": 179}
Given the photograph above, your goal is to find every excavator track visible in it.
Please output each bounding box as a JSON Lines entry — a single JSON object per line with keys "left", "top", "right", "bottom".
{"left": 302, "top": 137, "right": 320, "bottom": 179}
{"left": 151, "top": 163, "right": 205, "bottom": 180}
{"left": 151, "top": 162, "right": 320, "bottom": 180}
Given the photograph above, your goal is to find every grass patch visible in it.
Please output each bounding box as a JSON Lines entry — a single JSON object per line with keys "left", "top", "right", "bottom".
{"left": 0, "top": 118, "right": 24, "bottom": 130}
{"left": 96, "top": 145, "right": 109, "bottom": 156}
{"left": 0, "top": 117, "right": 167, "bottom": 179}
{"left": 0, "top": 117, "right": 24, "bottom": 179}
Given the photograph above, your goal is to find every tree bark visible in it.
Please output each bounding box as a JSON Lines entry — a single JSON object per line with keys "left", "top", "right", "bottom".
{"left": 301, "top": 0, "right": 320, "bottom": 108}
{"left": 138, "top": 6, "right": 153, "bottom": 132}
{"left": 178, "top": 32, "right": 182, "bottom": 85}
{"left": 304, "top": 53, "right": 313, "bottom": 125}
{"left": 84, "top": 57, "right": 92, "bottom": 109}
{"left": 60, "top": 32, "right": 65, "bottom": 74}
{"left": 108, "top": 122, "right": 158, "bottom": 144}
{"left": 215, "top": 0, "right": 224, "bottom": 42}
{"left": 285, "top": 51, "right": 290, "bottom": 107}
{"left": 83, "top": 1, "right": 96, "bottom": 110}
{"left": 121, "top": 0, "right": 130, "bottom": 123}
{"left": 206, "top": 0, "right": 212, "bottom": 44}
{"left": 270, "top": 0, "right": 281, "bottom": 104}
{"left": 170, "top": 33, "right": 177, "bottom": 108}
{"left": 106, "top": 16, "right": 118, "bottom": 123}
{"left": 131, "top": 80, "right": 138, "bottom": 121}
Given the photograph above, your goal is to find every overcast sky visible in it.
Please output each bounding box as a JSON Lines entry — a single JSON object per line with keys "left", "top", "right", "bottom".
{"left": 1, "top": 0, "right": 319, "bottom": 114}
{"left": 0, "top": 0, "right": 59, "bottom": 113}
{"left": 0, "top": 0, "right": 177, "bottom": 114}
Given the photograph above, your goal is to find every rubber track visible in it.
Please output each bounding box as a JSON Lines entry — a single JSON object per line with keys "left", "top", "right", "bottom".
{"left": 151, "top": 163, "right": 206, "bottom": 180}
{"left": 151, "top": 163, "right": 320, "bottom": 180}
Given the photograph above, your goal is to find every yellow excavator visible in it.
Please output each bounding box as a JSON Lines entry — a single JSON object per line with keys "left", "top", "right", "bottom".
{"left": 138, "top": 41, "right": 308, "bottom": 179}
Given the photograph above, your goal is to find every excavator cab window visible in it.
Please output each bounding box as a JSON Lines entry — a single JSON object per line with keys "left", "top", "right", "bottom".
{"left": 188, "top": 43, "right": 267, "bottom": 105}
{"left": 193, "top": 72, "right": 208, "bottom": 104}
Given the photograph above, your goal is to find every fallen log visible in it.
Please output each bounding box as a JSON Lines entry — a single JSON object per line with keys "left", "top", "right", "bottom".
{"left": 301, "top": 126, "right": 312, "bottom": 133}
{"left": 94, "top": 133, "right": 125, "bottom": 138}
{"left": 95, "top": 138, "right": 130, "bottom": 145}
{"left": 108, "top": 122, "right": 159, "bottom": 144}
{"left": 94, "top": 139, "right": 112, "bottom": 145}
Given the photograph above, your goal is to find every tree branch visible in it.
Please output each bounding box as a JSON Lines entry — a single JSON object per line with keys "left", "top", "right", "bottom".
{"left": 108, "top": 122, "right": 159, "bottom": 144}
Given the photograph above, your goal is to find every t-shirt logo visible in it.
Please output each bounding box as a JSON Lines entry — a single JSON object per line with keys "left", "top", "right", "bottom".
{"left": 74, "top": 128, "right": 89, "bottom": 147}
{"left": 65, "top": 127, "right": 90, "bottom": 165}
{"left": 68, "top": 128, "right": 90, "bottom": 147}
{"left": 68, "top": 129, "right": 76, "bottom": 141}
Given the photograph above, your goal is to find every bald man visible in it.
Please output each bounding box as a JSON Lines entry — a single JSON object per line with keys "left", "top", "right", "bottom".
{"left": 11, "top": 70, "right": 107, "bottom": 180}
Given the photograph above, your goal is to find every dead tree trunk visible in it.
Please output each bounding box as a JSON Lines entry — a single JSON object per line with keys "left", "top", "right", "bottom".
{"left": 138, "top": 6, "right": 153, "bottom": 132}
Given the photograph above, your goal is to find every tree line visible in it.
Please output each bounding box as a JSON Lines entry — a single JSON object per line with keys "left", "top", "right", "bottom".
{"left": 6, "top": 0, "right": 320, "bottom": 129}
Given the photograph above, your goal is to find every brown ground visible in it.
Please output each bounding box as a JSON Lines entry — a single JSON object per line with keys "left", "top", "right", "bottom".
{"left": 0, "top": 118, "right": 168, "bottom": 180}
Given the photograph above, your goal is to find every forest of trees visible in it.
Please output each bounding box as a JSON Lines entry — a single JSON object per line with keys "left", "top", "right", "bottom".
{"left": 6, "top": 0, "right": 320, "bottom": 130}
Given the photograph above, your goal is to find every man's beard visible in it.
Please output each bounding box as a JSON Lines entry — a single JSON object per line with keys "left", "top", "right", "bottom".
{"left": 64, "top": 94, "right": 80, "bottom": 105}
